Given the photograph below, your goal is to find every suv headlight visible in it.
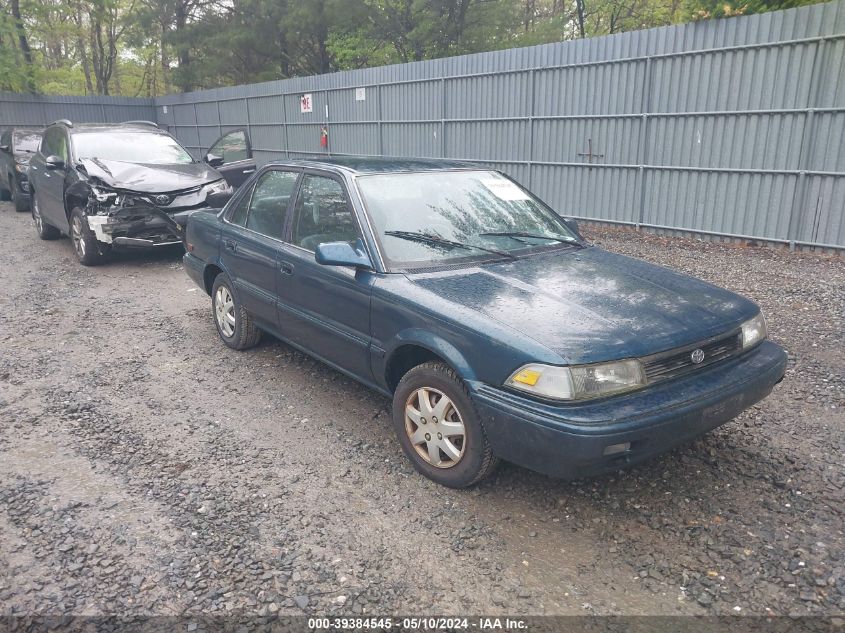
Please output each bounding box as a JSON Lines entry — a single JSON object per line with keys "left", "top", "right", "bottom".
{"left": 741, "top": 312, "right": 767, "bottom": 349}
{"left": 204, "top": 179, "right": 231, "bottom": 196}
{"left": 507, "top": 359, "right": 646, "bottom": 401}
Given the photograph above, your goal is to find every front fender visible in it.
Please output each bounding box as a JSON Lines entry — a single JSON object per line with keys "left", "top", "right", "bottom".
{"left": 384, "top": 328, "right": 479, "bottom": 383}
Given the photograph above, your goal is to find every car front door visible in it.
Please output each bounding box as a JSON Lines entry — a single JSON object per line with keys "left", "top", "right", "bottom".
{"left": 276, "top": 172, "right": 375, "bottom": 380}
{"left": 33, "top": 127, "right": 70, "bottom": 231}
{"left": 220, "top": 168, "right": 299, "bottom": 329}
{"left": 206, "top": 129, "right": 256, "bottom": 188}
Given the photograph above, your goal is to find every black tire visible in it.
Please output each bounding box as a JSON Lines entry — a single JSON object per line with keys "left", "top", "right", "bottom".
{"left": 0, "top": 181, "right": 10, "bottom": 202}
{"left": 69, "top": 206, "right": 108, "bottom": 266}
{"left": 393, "top": 361, "right": 498, "bottom": 488}
{"left": 31, "top": 192, "right": 61, "bottom": 240}
{"left": 211, "top": 272, "right": 262, "bottom": 350}
{"left": 12, "top": 184, "right": 28, "bottom": 212}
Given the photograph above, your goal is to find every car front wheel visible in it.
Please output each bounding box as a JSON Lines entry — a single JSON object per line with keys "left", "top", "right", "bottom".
{"left": 211, "top": 272, "right": 262, "bottom": 350}
{"left": 32, "top": 193, "right": 61, "bottom": 240}
{"left": 69, "top": 207, "right": 108, "bottom": 265}
{"left": 393, "top": 361, "right": 499, "bottom": 488}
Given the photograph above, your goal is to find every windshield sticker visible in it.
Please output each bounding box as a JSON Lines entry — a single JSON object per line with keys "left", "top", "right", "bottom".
{"left": 481, "top": 179, "right": 530, "bottom": 201}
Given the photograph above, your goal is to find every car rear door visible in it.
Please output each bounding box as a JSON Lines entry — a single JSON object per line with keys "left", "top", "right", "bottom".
{"left": 219, "top": 167, "right": 299, "bottom": 329}
{"left": 275, "top": 171, "right": 375, "bottom": 381}
{"left": 205, "top": 129, "right": 256, "bottom": 189}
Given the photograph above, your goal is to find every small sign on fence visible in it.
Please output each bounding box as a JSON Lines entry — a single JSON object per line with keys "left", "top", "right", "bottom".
{"left": 300, "top": 94, "right": 313, "bottom": 114}
{"left": 355, "top": 87, "right": 366, "bottom": 102}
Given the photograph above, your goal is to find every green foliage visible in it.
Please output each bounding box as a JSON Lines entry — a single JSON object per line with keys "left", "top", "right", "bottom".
{"left": 0, "top": 0, "right": 829, "bottom": 96}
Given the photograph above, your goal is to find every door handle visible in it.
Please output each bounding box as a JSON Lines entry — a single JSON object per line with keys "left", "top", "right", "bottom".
{"left": 224, "top": 239, "right": 237, "bottom": 251}
{"left": 279, "top": 262, "right": 294, "bottom": 275}
{"left": 242, "top": 168, "right": 255, "bottom": 174}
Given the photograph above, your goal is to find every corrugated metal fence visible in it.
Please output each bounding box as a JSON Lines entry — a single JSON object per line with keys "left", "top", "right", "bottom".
{"left": 0, "top": 92, "right": 154, "bottom": 128}
{"left": 2, "top": 1, "right": 843, "bottom": 248}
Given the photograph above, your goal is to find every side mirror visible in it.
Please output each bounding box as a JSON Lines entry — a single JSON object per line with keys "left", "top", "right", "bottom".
{"left": 204, "top": 153, "right": 224, "bottom": 167}
{"left": 45, "top": 155, "right": 65, "bottom": 170}
{"left": 564, "top": 217, "right": 580, "bottom": 236}
{"left": 0, "top": 144, "right": 9, "bottom": 153}
{"left": 315, "top": 239, "right": 373, "bottom": 270}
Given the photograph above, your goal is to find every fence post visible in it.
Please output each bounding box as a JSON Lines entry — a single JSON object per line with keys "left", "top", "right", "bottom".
{"left": 282, "top": 92, "right": 290, "bottom": 158}
{"left": 440, "top": 77, "right": 447, "bottom": 159}
{"left": 528, "top": 69, "right": 535, "bottom": 188}
{"left": 377, "top": 83, "right": 383, "bottom": 157}
{"left": 786, "top": 36, "right": 827, "bottom": 245}
{"left": 636, "top": 56, "right": 654, "bottom": 228}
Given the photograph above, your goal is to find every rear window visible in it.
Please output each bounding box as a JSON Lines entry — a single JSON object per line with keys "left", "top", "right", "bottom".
{"left": 13, "top": 131, "right": 41, "bottom": 154}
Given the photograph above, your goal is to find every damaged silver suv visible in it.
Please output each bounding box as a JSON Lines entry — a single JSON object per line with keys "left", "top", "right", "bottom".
{"left": 28, "top": 120, "right": 233, "bottom": 265}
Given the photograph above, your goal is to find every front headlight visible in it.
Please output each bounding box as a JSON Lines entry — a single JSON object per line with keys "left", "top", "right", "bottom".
{"left": 205, "top": 179, "right": 231, "bottom": 195}
{"left": 741, "top": 312, "right": 767, "bottom": 349}
{"left": 507, "top": 359, "right": 646, "bottom": 401}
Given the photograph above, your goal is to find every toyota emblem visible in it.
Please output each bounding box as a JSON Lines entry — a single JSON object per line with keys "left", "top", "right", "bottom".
{"left": 154, "top": 194, "right": 171, "bottom": 206}
{"left": 690, "top": 348, "right": 705, "bottom": 364}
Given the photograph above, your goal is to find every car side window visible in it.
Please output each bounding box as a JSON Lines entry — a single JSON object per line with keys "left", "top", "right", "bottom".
{"left": 244, "top": 170, "right": 298, "bottom": 239}
{"left": 41, "top": 128, "right": 56, "bottom": 156}
{"left": 209, "top": 130, "right": 248, "bottom": 164}
{"left": 56, "top": 131, "right": 68, "bottom": 162}
{"left": 227, "top": 184, "right": 253, "bottom": 227}
{"left": 290, "top": 175, "right": 359, "bottom": 251}
{"left": 0, "top": 130, "right": 9, "bottom": 148}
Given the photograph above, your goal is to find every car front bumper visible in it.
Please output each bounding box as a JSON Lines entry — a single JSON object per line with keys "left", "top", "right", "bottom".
{"left": 470, "top": 340, "right": 788, "bottom": 479}
{"left": 86, "top": 208, "right": 200, "bottom": 248}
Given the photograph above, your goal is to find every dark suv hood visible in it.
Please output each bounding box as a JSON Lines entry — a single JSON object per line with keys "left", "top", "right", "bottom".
{"left": 410, "top": 247, "right": 759, "bottom": 364}
{"left": 78, "top": 158, "right": 222, "bottom": 193}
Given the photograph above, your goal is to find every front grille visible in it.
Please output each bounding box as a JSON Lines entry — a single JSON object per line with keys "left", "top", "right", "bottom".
{"left": 642, "top": 330, "right": 743, "bottom": 384}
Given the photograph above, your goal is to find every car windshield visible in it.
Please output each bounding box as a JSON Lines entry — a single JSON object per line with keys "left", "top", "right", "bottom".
{"left": 73, "top": 131, "right": 194, "bottom": 165}
{"left": 13, "top": 131, "right": 41, "bottom": 154}
{"left": 356, "top": 170, "right": 579, "bottom": 269}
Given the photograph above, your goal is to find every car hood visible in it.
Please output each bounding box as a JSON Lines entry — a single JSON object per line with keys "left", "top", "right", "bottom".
{"left": 77, "top": 158, "right": 222, "bottom": 193}
{"left": 409, "top": 247, "right": 759, "bottom": 364}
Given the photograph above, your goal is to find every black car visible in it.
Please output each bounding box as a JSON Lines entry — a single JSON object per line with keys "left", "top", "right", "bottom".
{"left": 27, "top": 120, "right": 238, "bottom": 265}
{"left": 0, "top": 127, "right": 42, "bottom": 212}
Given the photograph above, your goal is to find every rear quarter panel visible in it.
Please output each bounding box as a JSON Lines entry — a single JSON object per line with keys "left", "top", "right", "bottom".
{"left": 187, "top": 210, "right": 223, "bottom": 270}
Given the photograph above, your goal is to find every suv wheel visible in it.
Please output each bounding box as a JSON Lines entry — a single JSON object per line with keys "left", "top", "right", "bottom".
{"left": 69, "top": 207, "right": 108, "bottom": 265}
{"left": 211, "top": 272, "right": 262, "bottom": 350}
{"left": 0, "top": 181, "right": 10, "bottom": 202}
{"left": 32, "top": 194, "right": 61, "bottom": 240}
{"left": 393, "top": 361, "right": 499, "bottom": 488}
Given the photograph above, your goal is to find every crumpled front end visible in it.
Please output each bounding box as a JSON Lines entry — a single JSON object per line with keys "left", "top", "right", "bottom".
{"left": 79, "top": 180, "right": 230, "bottom": 248}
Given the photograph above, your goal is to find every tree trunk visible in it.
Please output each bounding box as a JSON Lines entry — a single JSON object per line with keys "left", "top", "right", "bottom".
{"left": 575, "top": 0, "right": 586, "bottom": 37}
{"left": 9, "top": 0, "right": 33, "bottom": 66}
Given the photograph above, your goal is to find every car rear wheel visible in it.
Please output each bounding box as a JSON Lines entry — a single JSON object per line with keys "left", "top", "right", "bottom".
{"left": 70, "top": 207, "right": 108, "bottom": 266}
{"left": 32, "top": 194, "right": 61, "bottom": 240}
{"left": 393, "top": 361, "right": 498, "bottom": 488}
{"left": 211, "top": 272, "right": 262, "bottom": 350}
{"left": 0, "top": 181, "right": 10, "bottom": 202}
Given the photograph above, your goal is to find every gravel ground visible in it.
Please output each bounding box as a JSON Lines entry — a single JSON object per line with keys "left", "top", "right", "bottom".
{"left": 0, "top": 202, "right": 842, "bottom": 618}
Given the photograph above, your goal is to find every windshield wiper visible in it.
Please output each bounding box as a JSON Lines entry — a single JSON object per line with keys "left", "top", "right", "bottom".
{"left": 384, "top": 230, "right": 516, "bottom": 260}
{"left": 478, "top": 231, "right": 579, "bottom": 244}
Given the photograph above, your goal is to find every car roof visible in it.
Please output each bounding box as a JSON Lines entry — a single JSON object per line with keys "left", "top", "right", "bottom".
{"left": 265, "top": 156, "right": 481, "bottom": 175}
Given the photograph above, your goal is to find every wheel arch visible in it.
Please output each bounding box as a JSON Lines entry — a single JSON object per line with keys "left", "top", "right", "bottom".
{"left": 203, "top": 262, "right": 224, "bottom": 296}
{"left": 64, "top": 181, "right": 91, "bottom": 219}
{"left": 383, "top": 331, "right": 477, "bottom": 393}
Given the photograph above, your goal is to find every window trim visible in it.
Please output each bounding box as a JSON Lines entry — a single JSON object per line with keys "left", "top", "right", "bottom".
{"left": 209, "top": 127, "right": 252, "bottom": 165}
{"left": 222, "top": 166, "right": 302, "bottom": 242}
{"left": 284, "top": 168, "right": 367, "bottom": 255}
